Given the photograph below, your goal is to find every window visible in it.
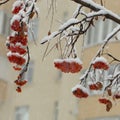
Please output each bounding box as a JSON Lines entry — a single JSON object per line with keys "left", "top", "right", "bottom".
{"left": 53, "top": 101, "right": 59, "bottom": 120}
{"left": 62, "top": 11, "right": 69, "bottom": 22}
{"left": 85, "top": 18, "right": 118, "bottom": 46}
{"left": 0, "top": 11, "right": 11, "bottom": 37}
{"left": 15, "top": 106, "right": 29, "bottom": 120}
{"left": 0, "top": 11, "right": 4, "bottom": 35}
{"left": 28, "top": 18, "right": 39, "bottom": 41}
{"left": 55, "top": 71, "right": 62, "bottom": 81}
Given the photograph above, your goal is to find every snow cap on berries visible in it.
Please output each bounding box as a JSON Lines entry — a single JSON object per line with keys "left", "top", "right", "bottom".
{"left": 92, "top": 56, "right": 109, "bottom": 70}
{"left": 72, "top": 84, "right": 89, "bottom": 98}
{"left": 54, "top": 57, "right": 83, "bottom": 73}
{"left": 12, "top": 0, "right": 24, "bottom": 14}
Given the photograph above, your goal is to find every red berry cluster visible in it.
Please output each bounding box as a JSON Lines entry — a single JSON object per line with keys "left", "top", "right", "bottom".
{"left": 89, "top": 82, "right": 103, "bottom": 90}
{"left": 72, "top": 88, "right": 88, "bottom": 98}
{"left": 72, "top": 85, "right": 89, "bottom": 98}
{"left": 15, "top": 80, "right": 27, "bottom": 93}
{"left": 113, "top": 94, "right": 120, "bottom": 99}
{"left": 15, "top": 79, "right": 27, "bottom": 93}
{"left": 99, "top": 98, "right": 112, "bottom": 112}
{"left": 12, "top": 0, "right": 23, "bottom": 14}
{"left": 7, "top": 0, "right": 27, "bottom": 71}
{"left": 92, "top": 56, "right": 109, "bottom": 70}
{"left": 54, "top": 58, "right": 82, "bottom": 73}
{"left": 8, "top": 44, "right": 27, "bottom": 55}
{"left": 7, "top": 34, "right": 28, "bottom": 46}
{"left": 7, "top": 53, "right": 26, "bottom": 66}
{"left": 6, "top": 0, "right": 29, "bottom": 92}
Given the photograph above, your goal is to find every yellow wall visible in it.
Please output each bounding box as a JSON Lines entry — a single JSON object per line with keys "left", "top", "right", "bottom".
{"left": 0, "top": 0, "right": 120, "bottom": 120}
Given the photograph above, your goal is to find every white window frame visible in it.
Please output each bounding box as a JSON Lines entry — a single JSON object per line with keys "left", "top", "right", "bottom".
{"left": 15, "top": 106, "right": 29, "bottom": 120}
{"left": 0, "top": 10, "right": 11, "bottom": 37}
{"left": 85, "top": 18, "right": 119, "bottom": 47}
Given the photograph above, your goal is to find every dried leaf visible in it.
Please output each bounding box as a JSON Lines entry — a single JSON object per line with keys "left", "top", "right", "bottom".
{"left": 56, "top": 43, "right": 59, "bottom": 50}
{"left": 29, "top": 12, "right": 35, "bottom": 19}
{"left": 106, "top": 100, "right": 112, "bottom": 112}
{"left": 95, "top": 16, "right": 98, "bottom": 20}
{"left": 107, "top": 88, "right": 112, "bottom": 96}
{"left": 48, "top": 30, "right": 51, "bottom": 36}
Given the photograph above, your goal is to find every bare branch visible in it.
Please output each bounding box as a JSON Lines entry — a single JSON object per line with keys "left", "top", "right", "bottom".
{"left": 0, "top": 0, "right": 10, "bottom": 5}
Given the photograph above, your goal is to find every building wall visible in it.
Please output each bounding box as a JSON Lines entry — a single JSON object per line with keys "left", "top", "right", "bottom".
{"left": 0, "top": 0, "right": 79, "bottom": 120}
{"left": 78, "top": 0, "right": 120, "bottom": 120}
{"left": 0, "top": 0, "right": 120, "bottom": 120}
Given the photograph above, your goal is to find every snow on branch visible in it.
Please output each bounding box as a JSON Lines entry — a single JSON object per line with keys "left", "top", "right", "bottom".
{"left": 40, "top": 31, "right": 60, "bottom": 44}
{"left": 72, "top": 0, "right": 120, "bottom": 24}
{"left": 41, "top": 0, "right": 120, "bottom": 45}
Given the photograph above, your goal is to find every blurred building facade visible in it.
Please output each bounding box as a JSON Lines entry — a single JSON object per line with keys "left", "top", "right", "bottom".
{"left": 79, "top": 0, "right": 120, "bottom": 120}
{"left": 0, "top": 0, "right": 79, "bottom": 120}
{"left": 0, "top": 0, "right": 120, "bottom": 120}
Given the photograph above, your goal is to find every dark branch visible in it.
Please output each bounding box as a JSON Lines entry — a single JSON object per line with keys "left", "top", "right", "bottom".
{"left": 19, "top": 46, "right": 30, "bottom": 80}
{"left": 0, "top": 0, "right": 10, "bottom": 5}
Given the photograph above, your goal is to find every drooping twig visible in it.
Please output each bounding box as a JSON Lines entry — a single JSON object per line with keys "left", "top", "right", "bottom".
{"left": 0, "top": 0, "right": 10, "bottom": 5}
{"left": 19, "top": 46, "right": 30, "bottom": 80}
{"left": 107, "top": 53, "right": 120, "bottom": 63}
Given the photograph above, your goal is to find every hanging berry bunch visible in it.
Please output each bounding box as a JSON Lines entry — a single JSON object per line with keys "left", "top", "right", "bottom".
{"left": 53, "top": 33, "right": 83, "bottom": 74}
{"left": 6, "top": 0, "right": 38, "bottom": 92}
{"left": 54, "top": 58, "right": 82, "bottom": 73}
{"left": 72, "top": 84, "right": 89, "bottom": 98}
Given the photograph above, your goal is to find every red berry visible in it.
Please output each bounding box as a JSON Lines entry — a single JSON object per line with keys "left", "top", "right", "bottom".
{"left": 92, "top": 57, "right": 109, "bottom": 70}
{"left": 13, "top": 66, "right": 22, "bottom": 71}
{"left": 8, "top": 45, "right": 27, "bottom": 55}
{"left": 89, "top": 84, "right": 98, "bottom": 90}
{"left": 93, "top": 61, "right": 109, "bottom": 70}
{"left": 54, "top": 60, "right": 70, "bottom": 73}
{"left": 16, "top": 86, "right": 22, "bottom": 93}
{"left": 114, "top": 94, "right": 120, "bottom": 99}
{"left": 11, "top": 20, "right": 22, "bottom": 32}
{"left": 7, "top": 54, "right": 26, "bottom": 66}
{"left": 54, "top": 58, "right": 82, "bottom": 73}
{"left": 12, "top": 0, "right": 23, "bottom": 14}
{"left": 14, "top": 80, "right": 27, "bottom": 86}
{"left": 60, "top": 61, "right": 70, "bottom": 73}
{"left": 12, "top": 6, "right": 22, "bottom": 14}
{"left": 69, "top": 62, "right": 82, "bottom": 73}
{"left": 72, "top": 88, "right": 88, "bottom": 98}
{"left": 98, "top": 98, "right": 109, "bottom": 104}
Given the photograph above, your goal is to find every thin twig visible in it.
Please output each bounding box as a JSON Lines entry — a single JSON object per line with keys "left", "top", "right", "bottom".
{"left": 19, "top": 46, "right": 30, "bottom": 80}
{"left": 0, "top": 0, "right": 10, "bottom": 5}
